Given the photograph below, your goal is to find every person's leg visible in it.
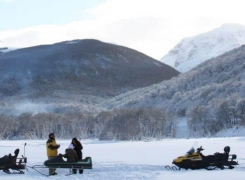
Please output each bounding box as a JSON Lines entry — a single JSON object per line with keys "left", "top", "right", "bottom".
{"left": 48, "top": 157, "right": 57, "bottom": 175}
{"left": 49, "top": 167, "right": 57, "bottom": 175}
{"left": 72, "top": 169, "right": 77, "bottom": 174}
{"left": 49, "top": 168, "right": 54, "bottom": 175}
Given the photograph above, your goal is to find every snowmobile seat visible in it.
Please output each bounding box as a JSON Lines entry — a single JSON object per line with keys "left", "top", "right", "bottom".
{"left": 204, "top": 152, "right": 228, "bottom": 163}
{"left": 205, "top": 146, "right": 230, "bottom": 162}
{"left": 44, "top": 154, "right": 65, "bottom": 165}
{"left": 0, "top": 149, "right": 19, "bottom": 165}
{"left": 0, "top": 155, "right": 11, "bottom": 164}
{"left": 221, "top": 153, "right": 229, "bottom": 161}
{"left": 205, "top": 155, "right": 216, "bottom": 162}
{"left": 216, "top": 146, "right": 230, "bottom": 161}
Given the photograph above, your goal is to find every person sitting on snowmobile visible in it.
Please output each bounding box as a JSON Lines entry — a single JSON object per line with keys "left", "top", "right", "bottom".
{"left": 60, "top": 148, "right": 78, "bottom": 162}
{"left": 60, "top": 146, "right": 78, "bottom": 174}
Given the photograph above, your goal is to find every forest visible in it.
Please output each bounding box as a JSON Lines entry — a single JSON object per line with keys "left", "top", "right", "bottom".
{"left": 0, "top": 108, "right": 174, "bottom": 140}
{"left": 0, "top": 97, "right": 244, "bottom": 140}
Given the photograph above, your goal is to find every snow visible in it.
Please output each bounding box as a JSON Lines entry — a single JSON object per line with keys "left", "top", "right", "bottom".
{"left": 215, "top": 127, "right": 245, "bottom": 137}
{"left": 0, "top": 137, "right": 245, "bottom": 179}
{"left": 64, "top": 40, "right": 79, "bottom": 44}
{"left": 175, "top": 118, "right": 189, "bottom": 138}
{"left": 160, "top": 23, "right": 245, "bottom": 73}
{"left": 175, "top": 119, "right": 245, "bottom": 139}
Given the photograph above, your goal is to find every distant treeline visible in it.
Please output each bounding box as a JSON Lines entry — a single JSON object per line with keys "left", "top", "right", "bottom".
{"left": 187, "top": 97, "right": 245, "bottom": 137}
{"left": 1, "top": 97, "right": 245, "bottom": 140}
{"left": 0, "top": 108, "right": 175, "bottom": 140}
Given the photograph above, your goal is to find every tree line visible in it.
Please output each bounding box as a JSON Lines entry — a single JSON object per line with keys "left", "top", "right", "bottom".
{"left": 187, "top": 97, "right": 245, "bottom": 137}
{"left": 0, "top": 108, "right": 176, "bottom": 140}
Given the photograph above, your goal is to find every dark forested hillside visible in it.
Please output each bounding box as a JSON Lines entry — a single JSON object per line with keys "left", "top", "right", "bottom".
{"left": 0, "top": 39, "right": 179, "bottom": 115}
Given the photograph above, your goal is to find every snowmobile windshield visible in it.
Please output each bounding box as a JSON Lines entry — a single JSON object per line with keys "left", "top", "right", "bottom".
{"left": 186, "top": 147, "right": 195, "bottom": 155}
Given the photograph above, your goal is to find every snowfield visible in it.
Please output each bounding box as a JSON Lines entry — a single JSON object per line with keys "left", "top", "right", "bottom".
{"left": 0, "top": 137, "right": 245, "bottom": 179}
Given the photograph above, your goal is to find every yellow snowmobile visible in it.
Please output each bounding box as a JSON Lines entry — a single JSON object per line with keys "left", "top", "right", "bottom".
{"left": 172, "top": 146, "right": 238, "bottom": 170}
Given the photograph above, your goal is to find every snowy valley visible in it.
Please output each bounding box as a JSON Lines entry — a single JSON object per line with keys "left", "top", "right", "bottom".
{"left": 2, "top": 1, "right": 245, "bottom": 179}
{"left": 0, "top": 137, "right": 245, "bottom": 180}
{"left": 0, "top": 26, "right": 245, "bottom": 180}
{"left": 1, "top": 24, "right": 245, "bottom": 141}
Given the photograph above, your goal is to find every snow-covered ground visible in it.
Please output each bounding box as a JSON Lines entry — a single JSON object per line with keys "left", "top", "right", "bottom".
{"left": 0, "top": 137, "right": 245, "bottom": 179}
{"left": 175, "top": 118, "right": 245, "bottom": 138}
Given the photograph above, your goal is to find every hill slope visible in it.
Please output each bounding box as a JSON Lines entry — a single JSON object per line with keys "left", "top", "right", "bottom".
{"left": 0, "top": 39, "right": 179, "bottom": 114}
{"left": 104, "top": 44, "right": 245, "bottom": 117}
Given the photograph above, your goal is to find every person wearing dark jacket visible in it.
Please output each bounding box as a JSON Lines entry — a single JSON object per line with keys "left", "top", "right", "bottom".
{"left": 62, "top": 148, "right": 78, "bottom": 162}
{"left": 60, "top": 145, "right": 79, "bottom": 174}
{"left": 71, "top": 138, "right": 83, "bottom": 160}
{"left": 46, "top": 133, "right": 60, "bottom": 175}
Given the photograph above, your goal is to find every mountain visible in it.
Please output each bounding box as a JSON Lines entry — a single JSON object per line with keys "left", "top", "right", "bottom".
{"left": 0, "top": 39, "right": 179, "bottom": 114}
{"left": 99, "top": 40, "right": 245, "bottom": 138}
{"left": 103, "top": 44, "right": 245, "bottom": 120}
{"left": 160, "top": 23, "right": 245, "bottom": 72}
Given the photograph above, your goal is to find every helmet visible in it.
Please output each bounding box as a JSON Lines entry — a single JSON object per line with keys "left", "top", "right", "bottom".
{"left": 224, "top": 146, "right": 230, "bottom": 154}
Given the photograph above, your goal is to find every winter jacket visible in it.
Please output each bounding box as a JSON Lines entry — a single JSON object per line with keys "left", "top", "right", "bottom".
{"left": 72, "top": 141, "right": 83, "bottom": 160}
{"left": 46, "top": 138, "right": 59, "bottom": 157}
{"left": 63, "top": 149, "right": 78, "bottom": 162}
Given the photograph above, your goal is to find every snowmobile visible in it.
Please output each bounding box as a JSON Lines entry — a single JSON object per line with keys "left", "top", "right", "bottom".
{"left": 31, "top": 154, "right": 92, "bottom": 175}
{"left": 43, "top": 154, "right": 92, "bottom": 174}
{"left": 172, "top": 146, "right": 238, "bottom": 170}
{"left": 0, "top": 148, "right": 27, "bottom": 174}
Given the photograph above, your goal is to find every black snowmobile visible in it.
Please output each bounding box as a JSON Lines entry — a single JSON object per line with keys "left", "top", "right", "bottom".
{"left": 0, "top": 149, "right": 27, "bottom": 174}
{"left": 172, "top": 146, "right": 238, "bottom": 170}
{"left": 43, "top": 154, "right": 92, "bottom": 174}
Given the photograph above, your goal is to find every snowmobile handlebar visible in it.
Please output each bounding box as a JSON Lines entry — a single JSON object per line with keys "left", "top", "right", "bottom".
{"left": 196, "top": 146, "right": 204, "bottom": 153}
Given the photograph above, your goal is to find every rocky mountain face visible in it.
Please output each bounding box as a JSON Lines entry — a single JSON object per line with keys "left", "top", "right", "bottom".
{"left": 0, "top": 39, "right": 179, "bottom": 114}
{"left": 160, "top": 23, "right": 245, "bottom": 72}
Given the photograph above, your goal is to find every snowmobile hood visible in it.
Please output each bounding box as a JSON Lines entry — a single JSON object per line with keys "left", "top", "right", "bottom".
{"left": 173, "top": 152, "right": 202, "bottom": 164}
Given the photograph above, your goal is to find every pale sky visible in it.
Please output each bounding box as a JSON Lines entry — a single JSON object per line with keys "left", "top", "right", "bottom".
{"left": 1, "top": 0, "right": 245, "bottom": 59}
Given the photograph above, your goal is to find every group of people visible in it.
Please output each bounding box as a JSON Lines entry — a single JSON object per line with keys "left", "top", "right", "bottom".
{"left": 46, "top": 133, "right": 83, "bottom": 175}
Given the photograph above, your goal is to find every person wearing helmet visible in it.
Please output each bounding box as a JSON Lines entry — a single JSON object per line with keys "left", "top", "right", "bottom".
{"left": 46, "top": 133, "right": 60, "bottom": 175}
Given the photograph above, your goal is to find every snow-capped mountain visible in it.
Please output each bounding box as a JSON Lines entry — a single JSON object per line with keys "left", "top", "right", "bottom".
{"left": 160, "top": 23, "right": 245, "bottom": 72}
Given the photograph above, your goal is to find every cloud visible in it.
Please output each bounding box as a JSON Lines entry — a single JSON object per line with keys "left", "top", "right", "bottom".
{"left": 1, "top": 0, "right": 245, "bottom": 59}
